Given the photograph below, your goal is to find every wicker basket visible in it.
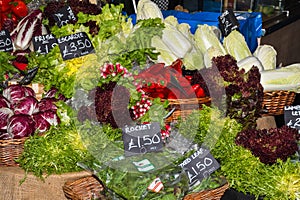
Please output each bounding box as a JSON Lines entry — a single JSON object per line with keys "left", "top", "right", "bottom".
{"left": 262, "top": 90, "right": 296, "bottom": 116}
{"left": 183, "top": 182, "right": 230, "bottom": 200}
{"left": 162, "top": 97, "right": 211, "bottom": 122}
{"left": 63, "top": 175, "right": 105, "bottom": 200}
{"left": 28, "top": 82, "right": 45, "bottom": 100}
{"left": 0, "top": 137, "right": 27, "bottom": 166}
{"left": 8, "top": 82, "right": 45, "bottom": 100}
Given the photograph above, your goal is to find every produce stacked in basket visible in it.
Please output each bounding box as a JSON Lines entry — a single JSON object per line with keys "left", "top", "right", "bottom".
{"left": 0, "top": 84, "right": 61, "bottom": 140}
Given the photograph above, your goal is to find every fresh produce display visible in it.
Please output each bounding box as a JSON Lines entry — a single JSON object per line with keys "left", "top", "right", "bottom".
{"left": 1, "top": 0, "right": 299, "bottom": 200}
{"left": 0, "top": 84, "right": 61, "bottom": 139}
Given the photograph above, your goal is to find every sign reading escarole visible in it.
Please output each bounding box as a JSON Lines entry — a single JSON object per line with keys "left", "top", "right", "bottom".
{"left": 57, "top": 32, "right": 95, "bottom": 60}
{"left": 122, "top": 122, "right": 163, "bottom": 156}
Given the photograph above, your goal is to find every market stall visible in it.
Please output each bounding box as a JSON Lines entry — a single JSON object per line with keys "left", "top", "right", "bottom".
{"left": 0, "top": 0, "right": 299, "bottom": 199}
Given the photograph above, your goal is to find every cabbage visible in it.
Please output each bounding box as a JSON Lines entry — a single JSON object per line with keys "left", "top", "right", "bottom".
{"left": 151, "top": 35, "right": 178, "bottom": 65}
{"left": 194, "top": 24, "right": 226, "bottom": 55}
{"left": 223, "top": 30, "right": 252, "bottom": 62}
{"left": 0, "top": 95, "right": 10, "bottom": 108}
{"left": 253, "top": 45, "right": 277, "bottom": 70}
{"left": 204, "top": 46, "right": 226, "bottom": 68}
{"left": 164, "top": 16, "right": 179, "bottom": 27}
{"left": 183, "top": 46, "right": 205, "bottom": 70}
{"left": 14, "top": 96, "right": 39, "bottom": 115}
{"left": 237, "top": 56, "right": 264, "bottom": 72}
{"left": 260, "top": 64, "right": 300, "bottom": 92}
{"left": 177, "top": 23, "right": 193, "bottom": 42}
{"left": 7, "top": 114, "right": 36, "bottom": 139}
{"left": 38, "top": 98, "right": 58, "bottom": 112}
{"left": 32, "top": 112, "right": 51, "bottom": 133}
{"left": 0, "top": 107, "right": 14, "bottom": 131}
{"left": 161, "top": 25, "right": 192, "bottom": 58}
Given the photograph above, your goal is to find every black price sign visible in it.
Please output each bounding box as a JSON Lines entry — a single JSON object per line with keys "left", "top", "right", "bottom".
{"left": 0, "top": 30, "right": 13, "bottom": 52}
{"left": 218, "top": 9, "right": 239, "bottom": 37}
{"left": 179, "top": 147, "right": 220, "bottom": 186}
{"left": 53, "top": 5, "right": 77, "bottom": 27}
{"left": 284, "top": 105, "right": 300, "bottom": 130}
{"left": 32, "top": 34, "right": 58, "bottom": 54}
{"left": 57, "top": 32, "right": 95, "bottom": 60}
{"left": 122, "top": 122, "right": 163, "bottom": 157}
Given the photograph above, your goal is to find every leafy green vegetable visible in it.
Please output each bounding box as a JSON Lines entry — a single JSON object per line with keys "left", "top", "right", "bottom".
{"left": 16, "top": 123, "right": 93, "bottom": 180}
{"left": 27, "top": 47, "right": 98, "bottom": 98}
{"left": 16, "top": 101, "right": 94, "bottom": 180}
{"left": 253, "top": 45, "right": 277, "bottom": 70}
{"left": 194, "top": 24, "right": 226, "bottom": 56}
{"left": 178, "top": 106, "right": 300, "bottom": 200}
{"left": 0, "top": 51, "right": 19, "bottom": 83}
{"left": 223, "top": 30, "right": 252, "bottom": 62}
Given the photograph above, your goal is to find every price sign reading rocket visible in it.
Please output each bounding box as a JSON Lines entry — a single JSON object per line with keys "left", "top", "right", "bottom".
{"left": 57, "top": 32, "right": 95, "bottom": 60}
{"left": 284, "top": 105, "right": 300, "bottom": 130}
{"left": 179, "top": 147, "right": 220, "bottom": 186}
{"left": 32, "top": 34, "right": 58, "bottom": 54}
{"left": 0, "top": 30, "right": 13, "bottom": 52}
{"left": 53, "top": 5, "right": 76, "bottom": 27}
{"left": 122, "top": 122, "right": 163, "bottom": 157}
{"left": 218, "top": 9, "right": 239, "bottom": 37}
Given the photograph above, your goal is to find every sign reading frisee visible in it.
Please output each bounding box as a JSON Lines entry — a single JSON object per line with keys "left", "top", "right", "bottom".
{"left": 32, "top": 33, "right": 58, "bottom": 54}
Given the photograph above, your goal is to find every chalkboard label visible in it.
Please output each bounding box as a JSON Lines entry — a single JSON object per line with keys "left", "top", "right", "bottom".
{"left": 179, "top": 147, "right": 220, "bottom": 186}
{"left": 32, "top": 34, "right": 58, "bottom": 54}
{"left": 284, "top": 105, "right": 300, "bottom": 130}
{"left": 57, "top": 32, "right": 95, "bottom": 60}
{"left": 0, "top": 30, "right": 13, "bottom": 52}
{"left": 218, "top": 9, "right": 239, "bottom": 37}
{"left": 53, "top": 5, "right": 77, "bottom": 27}
{"left": 122, "top": 122, "right": 163, "bottom": 156}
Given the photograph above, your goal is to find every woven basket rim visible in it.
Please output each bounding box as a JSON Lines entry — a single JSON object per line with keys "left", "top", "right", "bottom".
{"left": 0, "top": 137, "right": 27, "bottom": 146}
{"left": 184, "top": 181, "right": 230, "bottom": 200}
{"left": 262, "top": 90, "right": 296, "bottom": 116}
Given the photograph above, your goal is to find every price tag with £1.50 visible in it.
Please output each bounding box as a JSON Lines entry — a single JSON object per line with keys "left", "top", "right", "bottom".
{"left": 122, "top": 122, "right": 163, "bottom": 157}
